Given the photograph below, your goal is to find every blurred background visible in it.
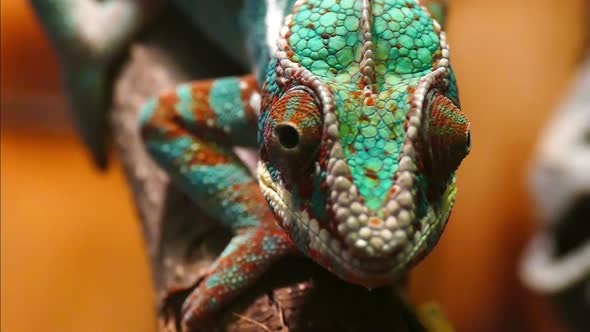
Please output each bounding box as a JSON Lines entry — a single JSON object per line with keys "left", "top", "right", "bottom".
{"left": 1, "top": 0, "right": 587, "bottom": 331}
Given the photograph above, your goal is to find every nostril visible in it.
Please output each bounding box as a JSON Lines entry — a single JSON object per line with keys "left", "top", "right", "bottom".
{"left": 276, "top": 124, "right": 300, "bottom": 149}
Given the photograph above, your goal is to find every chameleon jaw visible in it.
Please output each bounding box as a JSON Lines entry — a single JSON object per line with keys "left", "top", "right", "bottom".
{"left": 259, "top": 160, "right": 455, "bottom": 287}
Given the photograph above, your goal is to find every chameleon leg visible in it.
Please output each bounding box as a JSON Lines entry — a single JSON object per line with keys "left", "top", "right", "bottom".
{"left": 140, "top": 75, "right": 296, "bottom": 328}
{"left": 182, "top": 227, "right": 293, "bottom": 328}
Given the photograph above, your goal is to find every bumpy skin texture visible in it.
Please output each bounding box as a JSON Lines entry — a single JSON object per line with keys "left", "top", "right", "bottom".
{"left": 258, "top": 0, "right": 469, "bottom": 286}
{"left": 140, "top": 76, "right": 298, "bottom": 329}
{"left": 141, "top": 0, "right": 469, "bottom": 329}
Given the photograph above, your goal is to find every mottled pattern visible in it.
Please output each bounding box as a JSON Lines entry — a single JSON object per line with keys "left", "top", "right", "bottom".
{"left": 140, "top": 75, "right": 298, "bottom": 329}
{"left": 135, "top": 0, "right": 468, "bottom": 329}
{"left": 263, "top": 89, "right": 323, "bottom": 182}
{"left": 182, "top": 226, "right": 293, "bottom": 326}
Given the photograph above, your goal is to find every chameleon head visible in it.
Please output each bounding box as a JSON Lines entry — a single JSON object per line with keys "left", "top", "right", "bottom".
{"left": 258, "top": 0, "right": 470, "bottom": 287}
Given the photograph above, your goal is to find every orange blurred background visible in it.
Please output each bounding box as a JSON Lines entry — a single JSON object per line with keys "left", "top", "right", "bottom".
{"left": 1, "top": 1, "right": 587, "bottom": 331}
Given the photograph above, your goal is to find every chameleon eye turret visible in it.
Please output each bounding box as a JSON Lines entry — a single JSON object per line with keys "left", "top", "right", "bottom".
{"left": 263, "top": 88, "right": 322, "bottom": 183}
{"left": 423, "top": 89, "right": 470, "bottom": 189}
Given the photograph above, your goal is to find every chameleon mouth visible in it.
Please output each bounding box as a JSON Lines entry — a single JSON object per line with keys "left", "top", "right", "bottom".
{"left": 259, "top": 160, "right": 455, "bottom": 286}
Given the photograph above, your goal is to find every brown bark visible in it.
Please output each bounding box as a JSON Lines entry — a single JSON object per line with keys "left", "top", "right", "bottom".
{"left": 109, "top": 9, "right": 425, "bottom": 332}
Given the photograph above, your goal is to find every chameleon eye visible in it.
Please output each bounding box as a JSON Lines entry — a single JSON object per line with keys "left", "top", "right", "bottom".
{"left": 425, "top": 90, "right": 470, "bottom": 177}
{"left": 264, "top": 88, "right": 322, "bottom": 182}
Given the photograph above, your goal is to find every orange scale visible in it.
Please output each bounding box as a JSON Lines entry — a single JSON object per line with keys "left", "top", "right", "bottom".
{"left": 368, "top": 217, "right": 384, "bottom": 228}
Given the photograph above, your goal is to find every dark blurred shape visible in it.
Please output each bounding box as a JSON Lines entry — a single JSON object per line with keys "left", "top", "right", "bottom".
{"left": 27, "top": 0, "right": 156, "bottom": 169}
{"left": 520, "top": 53, "right": 590, "bottom": 332}
{"left": 553, "top": 195, "right": 590, "bottom": 332}
{"left": 61, "top": 65, "right": 111, "bottom": 169}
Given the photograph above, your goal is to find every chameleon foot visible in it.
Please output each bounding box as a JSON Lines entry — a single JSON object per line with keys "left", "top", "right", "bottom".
{"left": 181, "top": 227, "right": 295, "bottom": 330}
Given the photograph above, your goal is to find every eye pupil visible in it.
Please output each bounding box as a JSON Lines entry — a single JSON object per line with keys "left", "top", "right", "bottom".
{"left": 276, "top": 124, "right": 300, "bottom": 149}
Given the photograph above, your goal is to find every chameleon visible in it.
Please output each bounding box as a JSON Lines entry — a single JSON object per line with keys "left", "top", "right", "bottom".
{"left": 32, "top": 0, "right": 470, "bottom": 330}
{"left": 140, "top": 0, "right": 470, "bottom": 329}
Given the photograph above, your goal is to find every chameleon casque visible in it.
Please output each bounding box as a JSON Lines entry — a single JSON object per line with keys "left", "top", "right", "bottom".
{"left": 32, "top": 0, "right": 470, "bottom": 329}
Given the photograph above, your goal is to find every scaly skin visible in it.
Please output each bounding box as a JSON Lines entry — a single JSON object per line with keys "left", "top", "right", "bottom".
{"left": 258, "top": 0, "right": 469, "bottom": 287}
{"left": 39, "top": 0, "right": 466, "bottom": 329}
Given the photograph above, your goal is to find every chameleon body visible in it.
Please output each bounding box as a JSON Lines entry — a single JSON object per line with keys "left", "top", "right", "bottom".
{"left": 33, "top": 0, "right": 469, "bottom": 329}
